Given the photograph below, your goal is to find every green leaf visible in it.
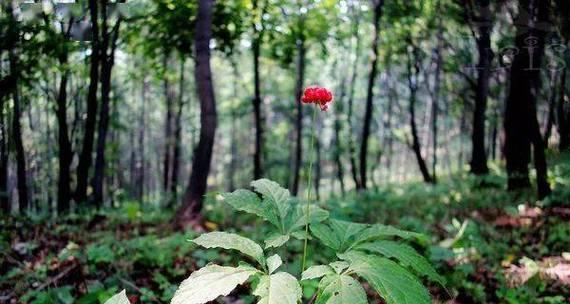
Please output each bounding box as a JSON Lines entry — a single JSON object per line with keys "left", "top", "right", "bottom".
{"left": 264, "top": 234, "right": 290, "bottom": 249}
{"left": 193, "top": 232, "right": 265, "bottom": 266}
{"left": 223, "top": 189, "right": 280, "bottom": 227}
{"left": 302, "top": 265, "right": 334, "bottom": 280}
{"left": 339, "top": 251, "right": 431, "bottom": 304}
{"left": 253, "top": 272, "right": 302, "bottom": 304}
{"left": 103, "top": 290, "right": 130, "bottom": 304}
{"left": 315, "top": 274, "right": 367, "bottom": 304}
{"left": 266, "top": 254, "right": 283, "bottom": 274}
{"left": 329, "top": 261, "right": 349, "bottom": 274}
{"left": 311, "top": 219, "right": 367, "bottom": 251}
{"left": 285, "top": 204, "right": 329, "bottom": 233}
{"left": 251, "top": 179, "right": 291, "bottom": 221}
{"left": 355, "top": 241, "right": 445, "bottom": 285}
{"left": 171, "top": 264, "right": 258, "bottom": 304}
{"left": 351, "top": 224, "right": 428, "bottom": 247}
{"left": 310, "top": 224, "right": 341, "bottom": 250}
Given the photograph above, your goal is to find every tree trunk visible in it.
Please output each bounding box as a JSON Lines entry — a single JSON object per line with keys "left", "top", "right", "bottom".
{"left": 0, "top": 88, "right": 9, "bottom": 213}
{"left": 504, "top": 0, "right": 550, "bottom": 192}
{"left": 358, "top": 0, "right": 383, "bottom": 189}
{"left": 333, "top": 72, "right": 347, "bottom": 195}
{"left": 252, "top": 0, "right": 265, "bottom": 180}
{"left": 431, "top": 3, "right": 443, "bottom": 182}
{"left": 175, "top": 0, "right": 217, "bottom": 228}
{"left": 163, "top": 54, "right": 175, "bottom": 194}
{"left": 543, "top": 70, "right": 558, "bottom": 143}
{"left": 76, "top": 0, "right": 100, "bottom": 204}
{"left": 469, "top": 0, "right": 492, "bottom": 175}
{"left": 9, "top": 53, "right": 29, "bottom": 213}
{"left": 170, "top": 57, "right": 185, "bottom": 205}
{"left": 346, "top": 5, "right": 362, "bottom": 189}
{"left": 558, "top": 67, "right": 569, "bottom": 150}
{"left": 92, "top": 9, "right": 121, "bottom": 206}
{"left": 136, "top": 77, "right": 147, "bottom": 201}
{"left": 407, "top": 42, "right": 434, "bottom": 184}
{"left": 56, "top": 51, "right": 73, "bottom": 213}
{"left": 291, "top": 31, "right": 306, "bottom": 196}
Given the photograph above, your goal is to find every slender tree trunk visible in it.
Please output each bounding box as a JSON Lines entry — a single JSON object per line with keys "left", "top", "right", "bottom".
{"left": 407, "top": 42, "right": 434, "bottom": 183}
{"left": 9, "top": 54, "right": 29, "bottom": 213}
{"left": 76, "top": 0, "right": 100, "bottom": 204}
{"left": 469, "top": 0, "right": 492, "bottom": 175}
{"left": 504, "top": 0, "right": 550, "bottom": 193}
{"left": 163, "top": 53, "right": 174, "bottom": 194}
{"left": 252, "top": 0, "right": 265, "bottom": 180}
{"left": 543, "top": 70, "right": 558, "bottom": 143}
{"left": 359, "top": 0, "right": 383, "bottom": 189}
{"left": 333, "top": 73, "right": 347, "bottom": 195}
{"left": 175, "top": 0, "right": 217, "bottom": 228}
{"left": 291, "top": 31, "right": 306, "bottom": 196}
{"left": 431, "top": 3, "right": 443, "bottom": 182}
{"left": 0, "top": 89, "right": 8, "bottom": 213}
{"left": 557, "top": 67, "right": 569, "bottom": 150}
{"left": 56, "top": 52, "right": 73, "bottom": 213}
{"left": 136, "top": 77, "right": 147, "bottom": 201}
{"left": 170, "top": 57, "right": 185, "bottom": 205}
{"left": 346, "top": 5, "right": 361, "bottom": 189}
{"left": 92, "top": 10, "right": 121, "bottom": 206}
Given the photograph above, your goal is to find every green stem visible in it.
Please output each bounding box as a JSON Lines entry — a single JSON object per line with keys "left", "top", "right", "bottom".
{"left": 301, "top": 105, "right": 319, "bottom": 273}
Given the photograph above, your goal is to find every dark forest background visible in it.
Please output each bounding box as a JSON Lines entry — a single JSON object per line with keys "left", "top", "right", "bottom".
{"left": 1, "top": 0, "right": 570, "bottom": 303}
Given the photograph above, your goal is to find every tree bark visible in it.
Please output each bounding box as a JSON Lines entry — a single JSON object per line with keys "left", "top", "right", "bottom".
{"left": 76, "top": 0, "right": 101, "bottom": 204}
{"left": 291, "top": 29, "right": 306, "bottom": 196}
{"left": 0, "top": 86, "right": 8, "bottom": 213}
{"left": 163, "top": 53, "right": 175, "bottom": 195}
{"left": 543, "top": 70, "right": 558, "bottom": 143}
{"left": 175, "top": 0, "right": 217, "bottom": 228}
{"left": 56, "top": 50, "right": 73, "bottom": 214}
{"left": 558, "top": 67, "right": 569, "bottom": 150}
{"left": 92, "top": 6, "right": 121, "bottom": 206}
{"left": 407, "top": 42, "right": 434, "bottom": 184}
{"left": 170, "top": 57, "right": 185, "bottom": 205}
{"left": 504, "top": 0, "right": 550, "bottom": 193}
{"left": 430, "top": 2, "right": 443, "bottom": 182}
{"left": 346, "top": 5, "right": 362, "bottom": 189}
{"left": 358, "top": 0, "right": 383, "bottom": 189}
{"left": 252, "top": 0, "right": 265, "bottom": 180}
{"left": 469, "top": 0, "right": 492, "bottom": 175}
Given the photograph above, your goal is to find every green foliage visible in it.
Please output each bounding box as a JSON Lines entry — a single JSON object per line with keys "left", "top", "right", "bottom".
{"left": 163, "top": 179, "right": 441, "bottom": 304}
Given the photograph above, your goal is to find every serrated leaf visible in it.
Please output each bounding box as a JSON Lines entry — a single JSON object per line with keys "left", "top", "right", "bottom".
{"left": 286, "top": 204, "right": 329, "bottom": 232}
{"left": 171, "top": 264, "right": 258, "bottom": 304}
{"left": 193, "top": 232, "right": 265, "bottom": 266}
{"left": 251, "top": 179, "right": 291, "bottom": 221}
{"left": 311, "top": 220, "right": 367, "bottom": 251}
{"left": 329, "top": 261, "right": 349, "bottom": 274}
{"left": 302, "top": 265, "right": 334, "bottom": 280}
{"left": 339, "top": 251, "right": 431, "bottom": 304}
{"left": 311, "top": 224, "right": 341, "bottom": 250}
{"left": 264, "top": 234, "right": 290, "bottom": 249}
{"left": 223, "top": 189, "right": 280, "bottom": 227}
{"left": 266, "top": 254, "right": 282, "bottom": 274}
{"left": 104, "top": 290, "right": 130, "bottom": 304}
{"left": 315, "top": 274, "right": 367, "bottom": 304}
{"left": 253, "top": 272, "right": 302, "bottom": 304}
{"left": 355, "top": 240, "right": 445, "bottom": 285}
{"left": 351, "top": 224, "right": 428, "bottom": 248}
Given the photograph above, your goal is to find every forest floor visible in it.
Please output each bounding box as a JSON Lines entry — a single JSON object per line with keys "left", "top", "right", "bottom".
{"left": 1, "top": 153, "right": 570, "bottom": 304}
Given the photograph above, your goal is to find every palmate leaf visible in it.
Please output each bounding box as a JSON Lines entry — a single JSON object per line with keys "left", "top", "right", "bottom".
{"left": 351, "top": 224, "right": 429, "bottom": 247}
{"left": 339, "top": 251, "right": 431, "bottom": 304}
{"left": 285, "top": 204, "right": 329, "bottom": 232}
{"left": 223, "top": 189, "right": 280, "bottom": 227}
{"left": 171, "top": 264, "right": 259, "bottom": 304}
{"left": 315, "top": 274, "right": 368, "bottom": 304}
{"left": 193, "top": 232, "right": 265, "bottom": 266}
{"left": 310, "top": 219, "right": 368, "bottom": 251}
{"left": 264, "top": 234, "right": 290, "bottom": 249}
{"left": 253, "top": 272, "right": 302, "bottom": 304}
{"left": 355, "top": 240, "right": 445, "bottom": 285}
{"left": 104, "top": 290, "right": 130, "bottom": 304}
{"left": 266, "top": 254, "right": 283, "bottom": 274}
{"left": 301, "top": 265, "right": 334, "bottom": 280}
{"left": 251, "top": 179, "right": 291, "bottom": 221}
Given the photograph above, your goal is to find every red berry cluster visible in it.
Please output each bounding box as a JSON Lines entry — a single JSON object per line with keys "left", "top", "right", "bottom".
{"left": 301, "top": 86, "right": 334, "bottom": 111}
